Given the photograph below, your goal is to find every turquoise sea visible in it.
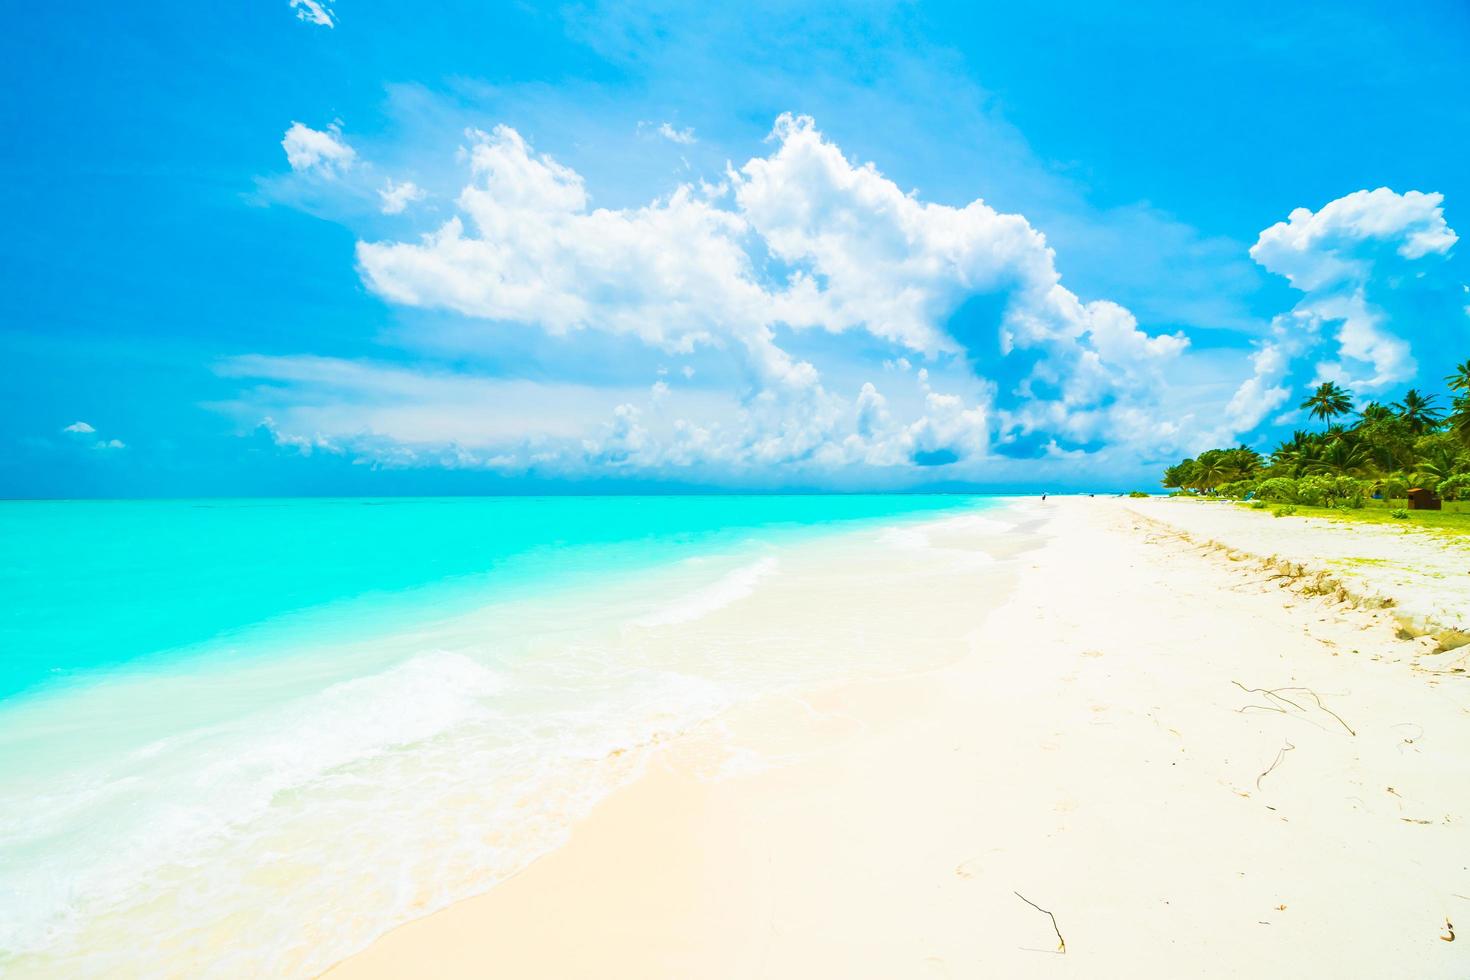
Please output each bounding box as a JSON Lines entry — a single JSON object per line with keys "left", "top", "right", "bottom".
{"left": 0, "top": 494, "right": 1000, "bottom": 977}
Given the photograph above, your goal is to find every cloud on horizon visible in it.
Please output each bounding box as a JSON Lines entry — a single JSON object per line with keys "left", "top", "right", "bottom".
{"left": 237, "top": 116, "right": 1459, "bottom": 485}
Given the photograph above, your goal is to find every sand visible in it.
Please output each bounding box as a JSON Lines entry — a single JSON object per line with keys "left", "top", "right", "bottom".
{"left": 1127, "top": 496, "right": 1470, "bottom": 637}
{"left": 324, "top": 497, "right": 1470, "bottom": 978}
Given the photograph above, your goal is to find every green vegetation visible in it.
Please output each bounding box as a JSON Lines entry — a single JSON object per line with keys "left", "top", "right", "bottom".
{"left": 1127, "top": 491, "right": 1150, "bottom": 498}
{"left": 1252, "top": 498, "right": 1470, "bottom": 534}
{"left": 1159, "top": 357, "right": 1470, "bottom": 536}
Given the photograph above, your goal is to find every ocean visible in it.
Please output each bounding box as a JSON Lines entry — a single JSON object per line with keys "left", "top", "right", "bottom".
{"left": 0, "top": 494, "right": 1004, "bottom": 977}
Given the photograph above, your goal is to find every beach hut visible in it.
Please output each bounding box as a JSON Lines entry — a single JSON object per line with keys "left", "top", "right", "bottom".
{"left": 1406, "top": 488, "right": 1442, "bottom": 511}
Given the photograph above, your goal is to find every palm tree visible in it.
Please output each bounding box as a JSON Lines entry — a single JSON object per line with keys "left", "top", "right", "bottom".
{"left": 1221, "top": 445, "right": 1263, "bottom": 481}
{"left": 1305, "top": 438, "right": 1372, "bottom": 477}
{"left": 1191, "top": 450, "right": 1231, "bottom": 491}
{"left": 1392, "top": 388, "right": 1444, "bottom": 433}
{"left": 1446, "top": 359, "right": 1470, "bottom": 394}
{"left": 1301, "top": 382, "right": 1353, "bottom": 426}
{"left": 1450, "top": 395, "right": 1470, "bottom": 445}
{"left": 1270, "top": 430, "right": 1320, "bottom": 477}
{"left": 1412, "top": 438, "right": 1464, "bottom": 488}
{"left": 1355, "top": 401, "right": 1393, "bottom": 427}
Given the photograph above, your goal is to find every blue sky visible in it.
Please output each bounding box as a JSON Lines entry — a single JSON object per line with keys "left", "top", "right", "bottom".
{"left": 3, "top": 0, "right": 1468, "bottom": 497}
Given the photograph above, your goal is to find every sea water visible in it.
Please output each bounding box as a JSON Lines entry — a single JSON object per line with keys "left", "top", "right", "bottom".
{"left": 0, "top": 495, "right": 999, "bottom": 976}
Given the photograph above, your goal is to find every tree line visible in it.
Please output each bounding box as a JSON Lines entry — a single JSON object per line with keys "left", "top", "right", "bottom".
{"left": 1160, "top": 358, "right": 1470, "bottom": 505}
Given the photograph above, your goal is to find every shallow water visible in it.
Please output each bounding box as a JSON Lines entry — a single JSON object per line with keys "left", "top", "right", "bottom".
{"left": 0, "top": 494, "right": 1007, "bottom": 976}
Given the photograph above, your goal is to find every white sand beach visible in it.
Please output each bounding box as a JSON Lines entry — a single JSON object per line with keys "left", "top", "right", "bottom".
{"left": 326, "top": 497, "right": 1470, "bottom": 978}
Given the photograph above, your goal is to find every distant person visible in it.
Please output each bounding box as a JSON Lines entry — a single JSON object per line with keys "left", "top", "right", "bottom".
{"left": 1041, "top": 492, "right": 1048, "bottom": 501}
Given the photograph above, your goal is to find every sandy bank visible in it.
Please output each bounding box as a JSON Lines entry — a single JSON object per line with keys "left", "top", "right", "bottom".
{"left": 326, "top": 498, "right": 1470, "bottom": 978}
{"left": 1126, "top": 496, "right": 1470, "bottom": 639}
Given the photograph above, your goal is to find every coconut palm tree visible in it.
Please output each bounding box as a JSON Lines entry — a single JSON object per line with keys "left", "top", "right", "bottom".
{"left": 1305, "top": 438, "right": 1372, "bottom": 477}
{"left": 1392, "top": 389, "right": 1444, "bottom": 433}
{"left": 1446, "top": 359, "right": 1470, "bottom": 394}
{"left": 1300, "top": 382, "right": 1353, "bottom": 426}
{"left": 1450, "top": 395, "right": 1470, "bottom": 445}
{"left": 1407, "top": 434, "right": 1466, "bottom": 489}
{"left": 1355, "top": 401, "right": 1394, "bottom": 427}
{"left": 1220, "top": 445, "right": 1263, "bottom": 481}
{"left": 1191, "top": 450, "right": 1232, "bottom": 491}
{"left": 1270, "top": 430, "right": 1319, "bottom": 477}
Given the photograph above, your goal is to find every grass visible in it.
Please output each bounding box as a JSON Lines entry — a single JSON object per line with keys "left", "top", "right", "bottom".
{"left": 1233, "top": 498, "right": 1470, "bottom": 537}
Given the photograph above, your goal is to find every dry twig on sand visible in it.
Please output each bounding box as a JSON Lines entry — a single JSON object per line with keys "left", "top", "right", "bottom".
{"left": 1256, "top": 740, "right": 1295, "bottom": 791}
{"left": 1232, "top": 681, "right": 1304, "bottom": 711}
{"left": 1014, "top": 891, "right": 1066, "bottom": 953}
{"left": 1232, "top": 681, "right": 1356, "bottom": 736}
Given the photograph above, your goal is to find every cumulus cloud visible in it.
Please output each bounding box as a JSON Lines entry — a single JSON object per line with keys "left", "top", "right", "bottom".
{"left": 237, "top": 114, "right": 1299, "bottom": 483}
{"left": 62, "top": 421, "right": 95, "bottom": 434}
{"left": 1251, "top": 189, "right": 1457, "bottom": 290}
{"left": 282, "top": 122, "right": 356, "bottom": 176}
{"left": 351, "top": 116, "right": 1192, "bottom": 467}
{"left": 358, "top": 123, "right": 816, "bottom": 392}
{"left": 378, "top": 178, "right": 426, "bottom": 214}
{"left": 290, "top": 0, "right": 335, "bottom": 28}
{"left": 1228, "top": 188, "right": 1458, "bottom": 409}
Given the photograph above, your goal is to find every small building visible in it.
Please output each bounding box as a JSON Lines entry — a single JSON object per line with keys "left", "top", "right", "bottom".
{"left": 1407, "top": 488, "right": 1442, "bottom": 511}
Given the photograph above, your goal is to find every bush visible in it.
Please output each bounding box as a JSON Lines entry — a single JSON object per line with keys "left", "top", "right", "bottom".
{"left": 1273, "top": 505, "right": 1298, "bottom": 518}
{"left": 1293, "top": 478, "right": 1325, "bottom": 506}
{"left": 1128, "top": 491, "right": 1150, "bottom": 498}
{"left": 1297, "top": 475, "right": 1370, "bottom": 509}
{"left": 1438, "top": 474, "right": 1470, "bottom": 502}
{"left": 1254, "top": 477, "right": 1300, "bottom": 503}
{"left": 1215, "top": 479, "right": 1259, "bottom": 500}
{"left": 1390, "top": 508, "right": 1410, "bottom": 519}
{"left": 1250, "top": 500, "right": 1268, "bottom": 509}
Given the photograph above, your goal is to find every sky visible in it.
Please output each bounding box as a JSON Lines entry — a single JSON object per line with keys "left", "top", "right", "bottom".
{"left": 2, "top": 0, "right": 1468, "bottom": 497}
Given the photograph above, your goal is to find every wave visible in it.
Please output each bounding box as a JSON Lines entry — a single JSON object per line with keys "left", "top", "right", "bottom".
{"left": 631, "top": 557, "right": 779, "bottom": 628}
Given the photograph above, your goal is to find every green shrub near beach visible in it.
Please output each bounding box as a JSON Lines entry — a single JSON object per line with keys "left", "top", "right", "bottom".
{"left": 1253, "top": 477, "right": 1300, "bottom": 503}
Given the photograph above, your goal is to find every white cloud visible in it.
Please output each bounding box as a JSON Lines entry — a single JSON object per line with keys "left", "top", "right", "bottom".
{"left": 1236, "top": 188, "right": 1458, "bottom": 397}
{"left": 355, "top": 116, "right": 1192, "bottom": 462}
{"left": 1251, "top": 189, "right": 1457, "bottom": 290}
{"left": 282, "top": 122, "right": 356, "bottom": 176}
{"left": 61, "top": 420, "right": 125, "bottom": 451}
{"left": 244, "top": 115, "right": 1323, "bottom": 481}
{"left": 358, "top": 123, "right": 815, "bottom": 391}
{"left": 219, "top": 353, "right": 999, "bottom": 477}
{"left": 657, "top": 122, "right": 696, "bottom": 144}
{"left": 290, "top": 0, "right": 335, "bottom": 28}
{"left": 378, "top": 178, "right": 426, "bottom": 214}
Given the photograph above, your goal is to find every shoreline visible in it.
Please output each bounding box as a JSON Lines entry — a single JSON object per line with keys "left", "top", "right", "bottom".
{"left": 1, "top": 496, "right": 1037, "bottom": 978}
{"left": 327, "top": 497, "right": 1470, "bottom": 977}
